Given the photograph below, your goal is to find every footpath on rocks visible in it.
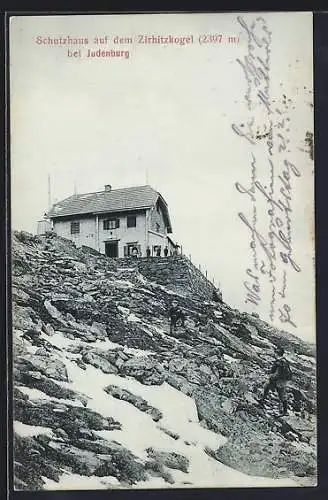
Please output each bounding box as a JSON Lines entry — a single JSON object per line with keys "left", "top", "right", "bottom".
{"left": 12, "top": 231, "right": 317, "bottom": 490}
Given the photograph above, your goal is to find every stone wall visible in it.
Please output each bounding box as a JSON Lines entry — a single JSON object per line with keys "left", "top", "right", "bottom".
{"left": 116, "top": 255, "right": 216, "bottom": 300}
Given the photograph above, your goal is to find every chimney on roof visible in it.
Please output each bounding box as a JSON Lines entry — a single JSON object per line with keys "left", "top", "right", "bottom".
{"left": 104, "top": 184, "right": 112, "bottom": 192}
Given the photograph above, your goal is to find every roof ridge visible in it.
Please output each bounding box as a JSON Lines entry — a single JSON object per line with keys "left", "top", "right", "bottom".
{"left": 65, "top": 184, "right": 155, "bottom": 199}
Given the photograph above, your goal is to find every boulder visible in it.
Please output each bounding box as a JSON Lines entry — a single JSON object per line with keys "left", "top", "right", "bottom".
{"left": 60, "top": 326, "right": 96, "bottom": 342}
{"left": 210, "top": 322, "right": 265, "bottom": 366}
{"left": 93, "top": 442, "right": 148, "bottom": 484}
{"left": 168, "top": 356, "right": 187, "bottom": 374}
{"left": 82, "top": 351, "right": 118, "bottom": 374}
{"left": 34, "top": 348, "right": 50, "bottom": 357}
{"left": 280, "top": 415, "right": 316, "bottom": 441}
{"left": 42, "top": 323, "right": 55, "bottom": 336}
{"left": 74, "top": 359, "right": 87, "bottom": 370}
{"left": 104, "top": 385, "right": 163, "bottom": 422}
{"left": 14, "top": 398, "right": 121, "bottom": 435}
{"left": 13, "top": 335, "right": 27, "bottom": 357}
{"left": 40, "top": 440, "right": 104, "bottom": 476}
{"left": 18, "top": 354, "right": 68, "bottom": 382}
{"left": 194, "top": 388, "right": 237, "bottom": 436}
{"left": 43, "top": 300, "right": 66, "bottom": 323}
{"left": 146, "top": 447, "right": 189, "bottom": 473}
{"left": 12, "top": 287, "right": 30, "bottom": 305}
{"left": 121, "top": 356, "right": 165, "bottom": 385}
{"left": 12, "top": 305, "right": 35, "bottom": 331}
{"left": 90, "top": 321, "right": 108, "bottom": 339}
{"left": 214, "top": 423, "right": 317, "bottom": 479}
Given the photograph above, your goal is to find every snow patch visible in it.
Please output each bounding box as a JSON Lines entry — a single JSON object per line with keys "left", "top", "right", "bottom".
{"left": 124, "top": 346, "right": 154, "bottom": 357}
{"left": 42, "top": 331, "right": 121, "bottom": 353}
{"left": 14, "top": 421, "right": 54, "bottom": 438}
{"left": 40, "top": 332, "right": 73, "bottom": 350}
{"left": 137, "top": 287, "right": 156, "bottom": 296}
{"left": 42, "top": 473, "right": 120, "bottom": 490}
{"left": 18, "top": 386, "right": 52, "bottom": 401}
{"left": 127, "top": 313, "right": 141, "bottom": 323}
{"left": 59, "top": 359, "right": 300, "bottom": 489}
{"left": 17, "top": 385, "right": 84, "bottom": 407}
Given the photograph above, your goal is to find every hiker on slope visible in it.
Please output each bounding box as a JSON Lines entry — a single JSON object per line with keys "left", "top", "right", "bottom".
{"left": 259, "top": 346, "right": 292, "bottom": 416}
{"left": 168, "top": 300, "right": 186, "bottom": 335}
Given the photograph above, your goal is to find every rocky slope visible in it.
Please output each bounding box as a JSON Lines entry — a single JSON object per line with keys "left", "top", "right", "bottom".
{"left": 12, "top": 231, "right": 317, "bottom": 490}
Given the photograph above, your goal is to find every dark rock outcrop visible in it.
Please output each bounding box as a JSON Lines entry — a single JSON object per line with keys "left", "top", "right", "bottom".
{"left": 104, "top": 385, "right": 163, "bottom": 421}
{"left": 11, "top": 231, "right": 317, "bottom": 489}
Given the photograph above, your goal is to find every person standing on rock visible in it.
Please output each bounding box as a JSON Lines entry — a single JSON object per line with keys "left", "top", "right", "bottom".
{"left": 259, "top": 346, "right": 292, "bottom": 416}
{"left": 169, "top": 300, "right": 185, "bottom": 335}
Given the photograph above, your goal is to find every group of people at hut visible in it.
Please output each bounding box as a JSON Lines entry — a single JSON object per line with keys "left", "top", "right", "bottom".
{"left": 130, "top": 245, "right": 178, "bottom": 258}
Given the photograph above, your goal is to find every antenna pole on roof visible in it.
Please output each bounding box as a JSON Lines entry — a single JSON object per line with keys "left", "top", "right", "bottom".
{"left": 73, "top": 180, "right": 77, "bottom": 196}
{"left": 145, "top": 169, "right": 149, "bottom": 185}
{"left": 47, "top": 173, "right": 52, "bottom": 211}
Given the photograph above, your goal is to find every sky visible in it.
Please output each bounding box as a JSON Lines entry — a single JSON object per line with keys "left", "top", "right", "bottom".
{"left": 9, "top": 12, "right": 315, "bottom": 342}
